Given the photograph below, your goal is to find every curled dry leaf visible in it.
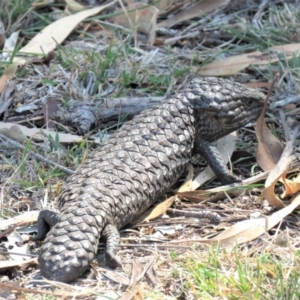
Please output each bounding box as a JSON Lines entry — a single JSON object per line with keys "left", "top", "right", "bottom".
{"left": 256, "top": 77, "right": 300, "bottom": 208}
{"left": 255, "top": 94, "right": 283, "bottom": 171}
{"left": 261, "top": 125, "right": 299, "bottom": 208}
{"left": 281, "top": 173, "right": 300, "bottom": 197}
{"left": 261, "top": 140, "right": 295, "bottom": 208}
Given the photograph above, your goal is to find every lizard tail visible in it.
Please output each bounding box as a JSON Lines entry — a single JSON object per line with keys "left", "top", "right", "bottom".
{"left": 38, "top": 202, "right": 104, "bottom": 282}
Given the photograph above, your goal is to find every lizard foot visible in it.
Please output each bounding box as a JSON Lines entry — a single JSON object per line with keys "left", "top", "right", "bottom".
{"left": 102, "top": 224, "right": 122, "bottom": 269}
{"left": 31, "top": 208, "right": 60, "bottom": 241}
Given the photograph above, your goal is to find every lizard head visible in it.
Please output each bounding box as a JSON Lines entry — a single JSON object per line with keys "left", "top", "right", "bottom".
{"left": 185, "top": 77, "right": 265, "bottom": 142}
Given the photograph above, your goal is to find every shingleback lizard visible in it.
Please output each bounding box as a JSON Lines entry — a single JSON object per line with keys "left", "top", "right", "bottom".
{"left": 32, "top": 77, "right": 265, "bottom": 282}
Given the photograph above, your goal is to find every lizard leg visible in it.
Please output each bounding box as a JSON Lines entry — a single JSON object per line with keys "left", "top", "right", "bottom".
{"left": 194, "top": 137, "right": 241, "bottom": 184}
{"left": 102, "top": 224, "right": 122, "bottom": 268}
{"left": 31, "top": 208, "right": 60, "bottom": 241}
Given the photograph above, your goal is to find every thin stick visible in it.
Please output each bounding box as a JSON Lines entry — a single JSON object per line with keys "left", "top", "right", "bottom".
{"left": 0, "top": 133, "right": 74, "bottom": 175}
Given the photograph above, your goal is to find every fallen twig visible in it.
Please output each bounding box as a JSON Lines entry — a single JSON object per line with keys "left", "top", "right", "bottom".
{"left": 0, "top": 133, "right": 74, "bottom": 175}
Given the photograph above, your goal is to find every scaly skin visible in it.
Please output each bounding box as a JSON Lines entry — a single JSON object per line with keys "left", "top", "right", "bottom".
{"left": 32, "top": 77, "right": 265, "bottom": 282}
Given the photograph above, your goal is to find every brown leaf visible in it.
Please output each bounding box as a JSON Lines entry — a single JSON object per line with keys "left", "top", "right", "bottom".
{"left": 0, "top": 211, "right": 39, "bottom": 231}
{"left": 281, "top": 174, "right": 300, "bottom": 197}
{"left": 145, "top": 264, "right": 158, "bottom": 285}
{"left": 0, "top": 121, "right": 86, "bottom": 144}
{"left": 256, "top": 76, "right": 299, "bottom": 208}
{"left": 255, "top": 95, "right": 283, "bottom": 171}
{"left": 65, "top": 0, "right": 85, "bottom": 13}
{"left": 121, "top": 258, "right": 155, "bottom": 300}
{"left": 132, "top": 196, "right": 175, "bottom": 223}
{"left": 0, "top": 74, "right": 8, "bottom": 93}
{"left": 158, "top": 0, "right": 230, "bottom": 28}
{"left": 0, "top": 258, "right": 38, "bottom": 270}
{"left": 31, "top": 51, "right": 55, "bottom": 66}
{"left": 0, "top": 80, "right": 15, "bottom": 115}
{"left": 0, "top": 64, "right": 17, "bottom": 94}
{"left": 0, "top": 125, "right": 28, "bottom": 144}
{"left": 34, "top": 98, "right": 59, "bottom": 129}
{"left": 178, "top": 187, "right": 243, "bottom": 203}
{"left": 177, "top": 190, "right": 216, "bottom": 202}
{"left": 112, "top": 3, "right": 159, "bottom": 45}
{"left": 13, "top": 2, "right": 116, "bottom": 65}
{"left": 158, "top": 1, "right": 187, "bottom": 18}
{"left": 171, "top": 193, "right": 300, "bottom": 246}
{"left": 121, "top": 260, "right": 143, "bottom": 300}
{"left": 0, "top": 165, "right": 13, "bottom": 171}
{"left": 155, "top": 0, "right": 174, "bottom": 13}
{"left": 198, "top": 43, "right": 300, "bottom": 76}
{"left": 245, "top": 81, "right": 271, "bottom": 89}
{"left": 177, "top": 163, "right": 194, "bottom": 192}
{"left": 0, "top": 74, "right": 8, "bottom": 94}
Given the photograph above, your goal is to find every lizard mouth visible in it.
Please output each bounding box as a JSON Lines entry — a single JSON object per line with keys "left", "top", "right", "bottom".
{"left": 225, "top": 106, "right": 262, "bottom": 126}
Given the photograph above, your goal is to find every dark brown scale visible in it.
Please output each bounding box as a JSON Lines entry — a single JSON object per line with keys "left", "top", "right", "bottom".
{"left": 32, "top": 77, "right": 265, "bottom": 282}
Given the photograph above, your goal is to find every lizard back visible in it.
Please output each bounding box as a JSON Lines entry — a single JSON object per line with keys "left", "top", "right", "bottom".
{"left": 59, "top": 95, "right": 195, "bottom": 227}
{"left": 35, "top": 77, "right": 265, "bottom": 282}
{"left": 38, "top": 94, "right": 195, "bottom": 281}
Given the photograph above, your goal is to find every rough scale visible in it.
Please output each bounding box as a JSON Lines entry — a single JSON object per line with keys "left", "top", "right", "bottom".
{"left": 32, "top": 77, "right": 265, "bottom": 282}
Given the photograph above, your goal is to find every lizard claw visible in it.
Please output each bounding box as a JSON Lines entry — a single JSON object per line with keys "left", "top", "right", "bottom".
{"left": 106, "top": 251, "right": 122, "bottom": 269}
{"left": 220, "top": 173, "right": 242, "bottom": 184}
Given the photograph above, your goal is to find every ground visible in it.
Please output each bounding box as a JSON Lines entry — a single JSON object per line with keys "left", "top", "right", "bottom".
{"left": 0, "top": 0, "right": 300, "bottom": 299}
